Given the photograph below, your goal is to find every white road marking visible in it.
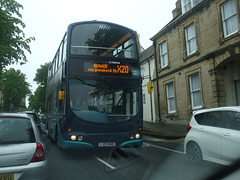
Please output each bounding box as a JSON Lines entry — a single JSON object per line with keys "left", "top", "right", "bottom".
{"left": 93, "top": 156, "right": 116, "bottom": 170}
{"left": 144, "top": 142, "right": 185, "bottom": 154}
{"left": 93, "top": 143, "right": 183, "bottom": 169}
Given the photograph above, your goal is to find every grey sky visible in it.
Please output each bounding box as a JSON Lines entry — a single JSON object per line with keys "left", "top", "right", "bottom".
{"left": 10, "top": 0, "right": 176, "bottom": 100}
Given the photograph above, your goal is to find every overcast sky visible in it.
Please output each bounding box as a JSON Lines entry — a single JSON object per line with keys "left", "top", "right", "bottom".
{"left": 10, "top": 0, "right": 176, "bottom": 98}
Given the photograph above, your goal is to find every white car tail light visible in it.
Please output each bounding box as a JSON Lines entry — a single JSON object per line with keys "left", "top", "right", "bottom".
{"left": 31, "top": 143, "right": 45, "bottom": 162}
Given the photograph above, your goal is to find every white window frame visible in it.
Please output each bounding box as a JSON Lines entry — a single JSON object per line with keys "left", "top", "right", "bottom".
{"left": 166, "top": 82, "right": 176, "bottom": 114}
{"left": 185, "top": 23, "right": 197, "bottom": 56}
{"left": 182, "top": 0, "right": 192, "bottom": 13}
{"left": 221, "top": 0, "right": 239, "bottom": 38}
{"left": 189, "top": 73, "right": 202, "bottom": 109}
{"left": 159, "top": 41, "right": 168, "bottom": 68}
{"left": 181, "top": 0, "right": 203, "bottom": 14}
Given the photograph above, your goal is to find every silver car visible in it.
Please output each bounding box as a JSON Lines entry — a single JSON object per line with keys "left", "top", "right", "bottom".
{"left": 0, "top": 113, "right": 48, "bottom": 180}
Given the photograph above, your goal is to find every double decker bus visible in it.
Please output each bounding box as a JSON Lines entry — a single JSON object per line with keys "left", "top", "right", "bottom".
{"left": 46, "top": 21, "right": 143, "bottom": 149}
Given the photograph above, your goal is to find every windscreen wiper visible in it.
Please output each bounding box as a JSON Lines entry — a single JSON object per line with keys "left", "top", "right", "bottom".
{"left": 73, "top": 76, "right": 96, "bottom": 87}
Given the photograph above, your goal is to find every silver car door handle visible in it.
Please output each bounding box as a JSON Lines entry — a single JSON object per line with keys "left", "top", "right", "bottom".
{"left": 198, "top": 128, "right": 204, "bottom": 132}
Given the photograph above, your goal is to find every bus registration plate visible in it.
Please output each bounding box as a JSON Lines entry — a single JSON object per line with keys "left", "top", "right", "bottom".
{"left": 98, "top": 142, "right": 116, "bottom": 147}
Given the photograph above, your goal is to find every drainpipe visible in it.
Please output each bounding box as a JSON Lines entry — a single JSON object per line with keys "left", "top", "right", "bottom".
{"left": 147, "top": 59, "right": 153, "bottom": 121}
{"left": 153, "top": 41, "right": 161, "bottom": 123}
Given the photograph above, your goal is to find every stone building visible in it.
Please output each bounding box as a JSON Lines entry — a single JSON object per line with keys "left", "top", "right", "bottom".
{"left": 151, "top": 0, "right": 240, "bottom": 124}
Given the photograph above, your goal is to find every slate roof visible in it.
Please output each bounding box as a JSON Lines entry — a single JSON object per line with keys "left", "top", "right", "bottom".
{"left": 140, "top": 45, "right": 154, "bottom": 63}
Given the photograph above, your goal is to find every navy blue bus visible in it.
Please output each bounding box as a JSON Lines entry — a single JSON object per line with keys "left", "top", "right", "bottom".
{"left": 46, "top": 21, "right": 143, "bottom": 149}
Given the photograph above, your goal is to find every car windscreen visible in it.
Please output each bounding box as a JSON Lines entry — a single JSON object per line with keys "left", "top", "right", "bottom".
{"left": 0, "top": 117, "right": 35, "bottom": 144}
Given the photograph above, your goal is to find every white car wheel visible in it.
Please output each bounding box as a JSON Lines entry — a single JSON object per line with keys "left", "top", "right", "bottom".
{"left": 186, "top": 142, "right": 203, "bottom": 164}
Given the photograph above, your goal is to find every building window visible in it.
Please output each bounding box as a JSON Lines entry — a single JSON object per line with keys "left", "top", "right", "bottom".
{"left": 182, "top": 0, "right": 203, "bottom": 14}
{"left": 159, "top": 41, "right": 168, "bottom": 68}
{"left": 185, "top": 23, "right": 197, "bottom": 56}
{"left": 182, "top": 0, "right": 192, "bottom": 13}
{"left": 166, "top": 82, "right": 176, "bottom": 113}
{"left": 189, "top": 73, "right": 202, "bottom": 109}
{"left": 143, "top": 91, "right": 146, "bottom": 105}
{"left": 235, "top": 80, "right": 240, "bottom": 105}
{"left": 221, "top": 0, "right": 239, "bottom": 38}
{"left": 141, "top": 67, "right": 144, "bottom": 78}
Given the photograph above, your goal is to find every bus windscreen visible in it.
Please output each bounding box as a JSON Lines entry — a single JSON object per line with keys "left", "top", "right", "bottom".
{"left": 69, "top": 79, "right": 141, "bottom": 123}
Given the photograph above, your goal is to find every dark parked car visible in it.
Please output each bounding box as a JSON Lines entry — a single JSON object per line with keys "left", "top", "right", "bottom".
{"left": 23, "top": 111, "right": 41, "bottom": 132}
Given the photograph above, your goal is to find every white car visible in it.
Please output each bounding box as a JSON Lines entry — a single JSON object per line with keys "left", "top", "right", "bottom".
{"left": 0, "top": 113, "right": 48, "bottom": 180}
{"left": 184, "top": 106, "right": 240, "bottom": 166}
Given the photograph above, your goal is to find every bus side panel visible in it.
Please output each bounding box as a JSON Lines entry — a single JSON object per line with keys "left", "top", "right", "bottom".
{"left": 47, "top": 116, "right": 57, "bottom": 141}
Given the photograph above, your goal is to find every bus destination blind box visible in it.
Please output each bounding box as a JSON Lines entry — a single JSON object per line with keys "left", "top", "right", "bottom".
{"left": 84, "top": 62, "right": 131, "bottom": 75}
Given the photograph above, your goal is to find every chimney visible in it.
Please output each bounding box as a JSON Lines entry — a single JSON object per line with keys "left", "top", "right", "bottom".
{"left": 172, "top": 0, "right": 182, "bottom": 19}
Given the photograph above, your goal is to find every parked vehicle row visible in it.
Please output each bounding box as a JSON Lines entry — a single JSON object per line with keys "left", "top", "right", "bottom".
{"left": 1, "top": 106, "right": 240, "bottom": 179}
{"left": 23, "top": 111, "right": 41, "bottom": 131}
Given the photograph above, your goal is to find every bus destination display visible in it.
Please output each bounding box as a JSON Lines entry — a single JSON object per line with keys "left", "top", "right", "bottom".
{"left": 84, "top": 62, "right": 131, "bottom": 75}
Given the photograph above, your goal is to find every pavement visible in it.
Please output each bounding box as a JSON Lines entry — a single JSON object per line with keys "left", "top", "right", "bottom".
{"left": 143, "top": 121, "right": 188, "bottom": 140}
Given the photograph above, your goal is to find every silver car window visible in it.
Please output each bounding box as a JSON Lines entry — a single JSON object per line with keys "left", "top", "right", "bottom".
{"left": 0, "top": 117, "right": 35, "bottom": 144}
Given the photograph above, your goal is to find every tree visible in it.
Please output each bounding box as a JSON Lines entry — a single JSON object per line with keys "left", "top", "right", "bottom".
{"left": 29, "top": 62, "right": 50, "bottom": 113}
{"left": 28, "top": 86, "right": 46, "bottom": 113}
{"left": 0, "top": 0, "right": 35, "bottom": 75}
{"left": 2, "top": 68, "right": 31, "bottom": 111}
{"left": 34, "top": 62, "right": 50, "bottom": 86}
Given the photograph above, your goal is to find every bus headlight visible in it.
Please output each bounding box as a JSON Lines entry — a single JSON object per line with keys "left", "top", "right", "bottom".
{"left": 78, "top": 136, "right": 83, "bottom": 141}
{"left": 135, "top": 133, "right": 140, "bottom": 139}
{"left": 71, "top": 135, "right": 77, "bottom": 141}
{"left": 130, "top": 133, "right": 140, "bottom": 140}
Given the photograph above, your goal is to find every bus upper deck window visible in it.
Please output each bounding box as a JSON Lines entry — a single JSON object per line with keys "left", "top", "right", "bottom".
{"left": 70, "top": 23, "right": 137, "bottom": 59}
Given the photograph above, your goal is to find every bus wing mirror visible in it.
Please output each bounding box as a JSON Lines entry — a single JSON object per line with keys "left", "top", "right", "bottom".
{"left": 59, "top": 91, "right": 66, "bottom": 100}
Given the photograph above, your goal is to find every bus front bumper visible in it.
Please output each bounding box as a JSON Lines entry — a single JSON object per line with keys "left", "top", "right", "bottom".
{"left": 58, "top": 138, "right": 143, "bottom": 149}
{"left": 119, "top": 139, "right": 143, "bottom": 148}
{"left": 58, "top": 139, "right": 94, "bottom": 149}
